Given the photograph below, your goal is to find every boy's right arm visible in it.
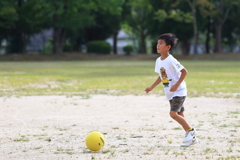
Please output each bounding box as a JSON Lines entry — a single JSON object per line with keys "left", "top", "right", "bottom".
{"left": 145, "top": 76, "right": 161, "bottom": 93}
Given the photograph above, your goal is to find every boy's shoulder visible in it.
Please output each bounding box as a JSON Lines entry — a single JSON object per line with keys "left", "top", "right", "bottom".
{"left": 169, "top": 54, "right": 179, "bottom": 62}
{"left": 169, "top": 54, "right": 176, "bottom": 59}
{"left": 156, "top": 55, "right": 176, "bottom": 61}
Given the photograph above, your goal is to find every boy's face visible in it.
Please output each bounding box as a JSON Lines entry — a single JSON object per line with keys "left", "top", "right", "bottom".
{"left": 157, "top": 39, "right": 171, "bottom": 54}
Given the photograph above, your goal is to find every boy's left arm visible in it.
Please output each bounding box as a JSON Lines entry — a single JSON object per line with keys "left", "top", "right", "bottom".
{"left": 170, "top": 68, "right": 188, "bottom": 92}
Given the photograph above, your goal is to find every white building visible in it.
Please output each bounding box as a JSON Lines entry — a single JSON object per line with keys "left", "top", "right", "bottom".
{"left": 106, "top": 29, "right": 135, "bottom": 55}
{"left": 0, "top": 40, "right": 7, "bottom": 55}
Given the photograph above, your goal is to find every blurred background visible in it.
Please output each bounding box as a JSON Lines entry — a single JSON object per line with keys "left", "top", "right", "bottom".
{"left": 0, "top": 0, "right": 240, "bottom": 56}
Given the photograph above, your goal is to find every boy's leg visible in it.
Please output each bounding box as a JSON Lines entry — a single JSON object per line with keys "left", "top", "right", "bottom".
{"left": 169, "top": 97, "right": 198, "bottom": 146}
{"left": 170, "top": 111, "right": 191, "bottom": 131}
{"left": 169, "top": 97, "right": 191, "bottom": 131}
{"left": 178, "top": 112, "right": 184, "bottom": 117}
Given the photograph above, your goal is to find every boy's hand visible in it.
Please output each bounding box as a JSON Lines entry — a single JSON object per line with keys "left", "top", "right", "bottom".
{"left": 170, "top": 84, "right": 178, "bottom": 92}
{"left": 145, "top": 87, "right": 153, "bottom": 93}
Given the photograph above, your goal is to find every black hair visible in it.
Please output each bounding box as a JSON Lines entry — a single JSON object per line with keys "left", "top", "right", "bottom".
{"left": 158, "top": 33, "right": 178, "bottom": 51}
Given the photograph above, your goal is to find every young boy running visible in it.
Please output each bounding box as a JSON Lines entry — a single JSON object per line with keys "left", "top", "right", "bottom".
{"left": 145, "top": 33, "right": 198, "bottom": 147}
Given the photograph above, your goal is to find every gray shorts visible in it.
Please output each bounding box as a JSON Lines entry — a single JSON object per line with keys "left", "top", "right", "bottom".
{"left": 169, "top": 96, "right": 186, "bottom": 113}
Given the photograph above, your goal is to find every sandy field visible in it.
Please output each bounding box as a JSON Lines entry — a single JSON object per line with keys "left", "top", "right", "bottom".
{"left": 0, "top": 95, "right": 239, "bottom": 160}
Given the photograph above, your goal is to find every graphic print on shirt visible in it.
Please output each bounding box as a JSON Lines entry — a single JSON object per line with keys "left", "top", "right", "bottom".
{"left": 160, "top": 67, "right": 172, "bottom": 87}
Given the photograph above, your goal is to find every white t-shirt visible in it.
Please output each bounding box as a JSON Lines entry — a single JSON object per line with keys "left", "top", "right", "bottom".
{"left": 155, "top": 54, "right": 187, "bottom": 100}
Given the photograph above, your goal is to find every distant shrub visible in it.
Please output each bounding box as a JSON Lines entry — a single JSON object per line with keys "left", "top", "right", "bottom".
{"left": 63, "top": 40, "right": 73, "bottom": 52}
{"left": 123, "top": 45, "right": 134, "bottom": 55}
{"left": 41, "top": 38, "right": 53, "bottom": 54}
{"left": 87, "top": 41, "right": 111, "bottom": 54}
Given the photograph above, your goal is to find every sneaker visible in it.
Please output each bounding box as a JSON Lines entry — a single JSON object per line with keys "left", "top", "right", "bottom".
{"left": 182, "top": 128, "right": 197, "bottom": 143}
{"left": 180, "top": 136, "right": 198, "bottom": 147}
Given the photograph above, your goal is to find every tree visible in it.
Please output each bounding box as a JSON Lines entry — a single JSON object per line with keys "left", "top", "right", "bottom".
{"left": 185, "top": 0, "right": 198, "bottom": 57}
{"left": 148, "top": 0, "right": 193, "bottom": 55}
{"left": 209, "top": 0, "right": 238, "bottom": 53}
{"left": 112, "top": 0, "right": 131, "bottom": 54}
{"left": 125, "top": 0, "right": 155, "bottom": 54}
{"left": 45, "top": 0, "right": 94, "bottom": 54}
{"left": 82, "top": 0, "right": 125, "bottom": 53}
{"left": 0, "top": 0, "right": 18, "bottom": 38}
{"left": 1, "top": 0, "right": 48, "bottom": 53}
{"left": 46, "top": 0, "right": 124, "bottom": 54}
{"left": 194, "top": 1, "right": 214, "bottom": 54}
{"left": 181, "top": 0, "right": 214, "bottom": 57}
{"left": 223, "top": 2, "right": 240, "bottom": 52}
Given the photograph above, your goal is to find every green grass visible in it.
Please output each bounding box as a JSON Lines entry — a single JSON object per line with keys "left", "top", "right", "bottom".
{"left": 0, "top": 60, "right": 239, "bottom": 97}
{"left": 185, "top": 61, "right": 240, "bottom": 97}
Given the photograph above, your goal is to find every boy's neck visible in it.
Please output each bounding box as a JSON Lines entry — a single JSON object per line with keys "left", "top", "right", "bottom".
{"left": 160, "top": 52, "right": 170, "bottom": 60}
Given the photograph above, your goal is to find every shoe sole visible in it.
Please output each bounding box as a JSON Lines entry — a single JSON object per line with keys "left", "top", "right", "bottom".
{"left": 180, "top": 138, "right": 199, "bottom": 147}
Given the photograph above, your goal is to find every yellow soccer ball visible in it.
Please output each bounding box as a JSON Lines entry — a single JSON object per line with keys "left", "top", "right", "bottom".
{"left": 85, "top": 131, "right": 105, "bottom": 151}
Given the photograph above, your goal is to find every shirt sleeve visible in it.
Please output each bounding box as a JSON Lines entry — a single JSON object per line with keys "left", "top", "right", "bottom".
{"left": 171, "top": 58, "right": 184, "bottom": 72}
{"left": 154, "top": 58, "right": 160, "bottom": 73}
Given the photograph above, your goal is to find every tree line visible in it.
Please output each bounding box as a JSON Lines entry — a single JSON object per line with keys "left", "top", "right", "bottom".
{"left": 0, "top": 0, "right": 240, "bottom": 55}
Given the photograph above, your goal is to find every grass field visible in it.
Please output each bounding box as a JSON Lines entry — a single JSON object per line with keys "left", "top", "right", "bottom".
{"left": 0, "top": 60, "right": 239, "bottom": 98}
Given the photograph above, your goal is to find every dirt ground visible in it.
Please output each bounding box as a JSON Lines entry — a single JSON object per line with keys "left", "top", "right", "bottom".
{"left": 0, "top": 95, "right": 239, "bottom": 160}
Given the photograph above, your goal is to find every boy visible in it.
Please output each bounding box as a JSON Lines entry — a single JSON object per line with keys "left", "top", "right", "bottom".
{"left": 145, "top": 33, "right": 198, "bottom": 147}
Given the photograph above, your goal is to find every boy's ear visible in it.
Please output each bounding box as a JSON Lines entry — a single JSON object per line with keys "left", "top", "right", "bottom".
{"left": 167, "top": 45, "right": 171, "bottom": 50}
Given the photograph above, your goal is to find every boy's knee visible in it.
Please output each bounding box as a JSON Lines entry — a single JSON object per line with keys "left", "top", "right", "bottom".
{"left": 170, "top": 111, "right": 178, "bottom": 119}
